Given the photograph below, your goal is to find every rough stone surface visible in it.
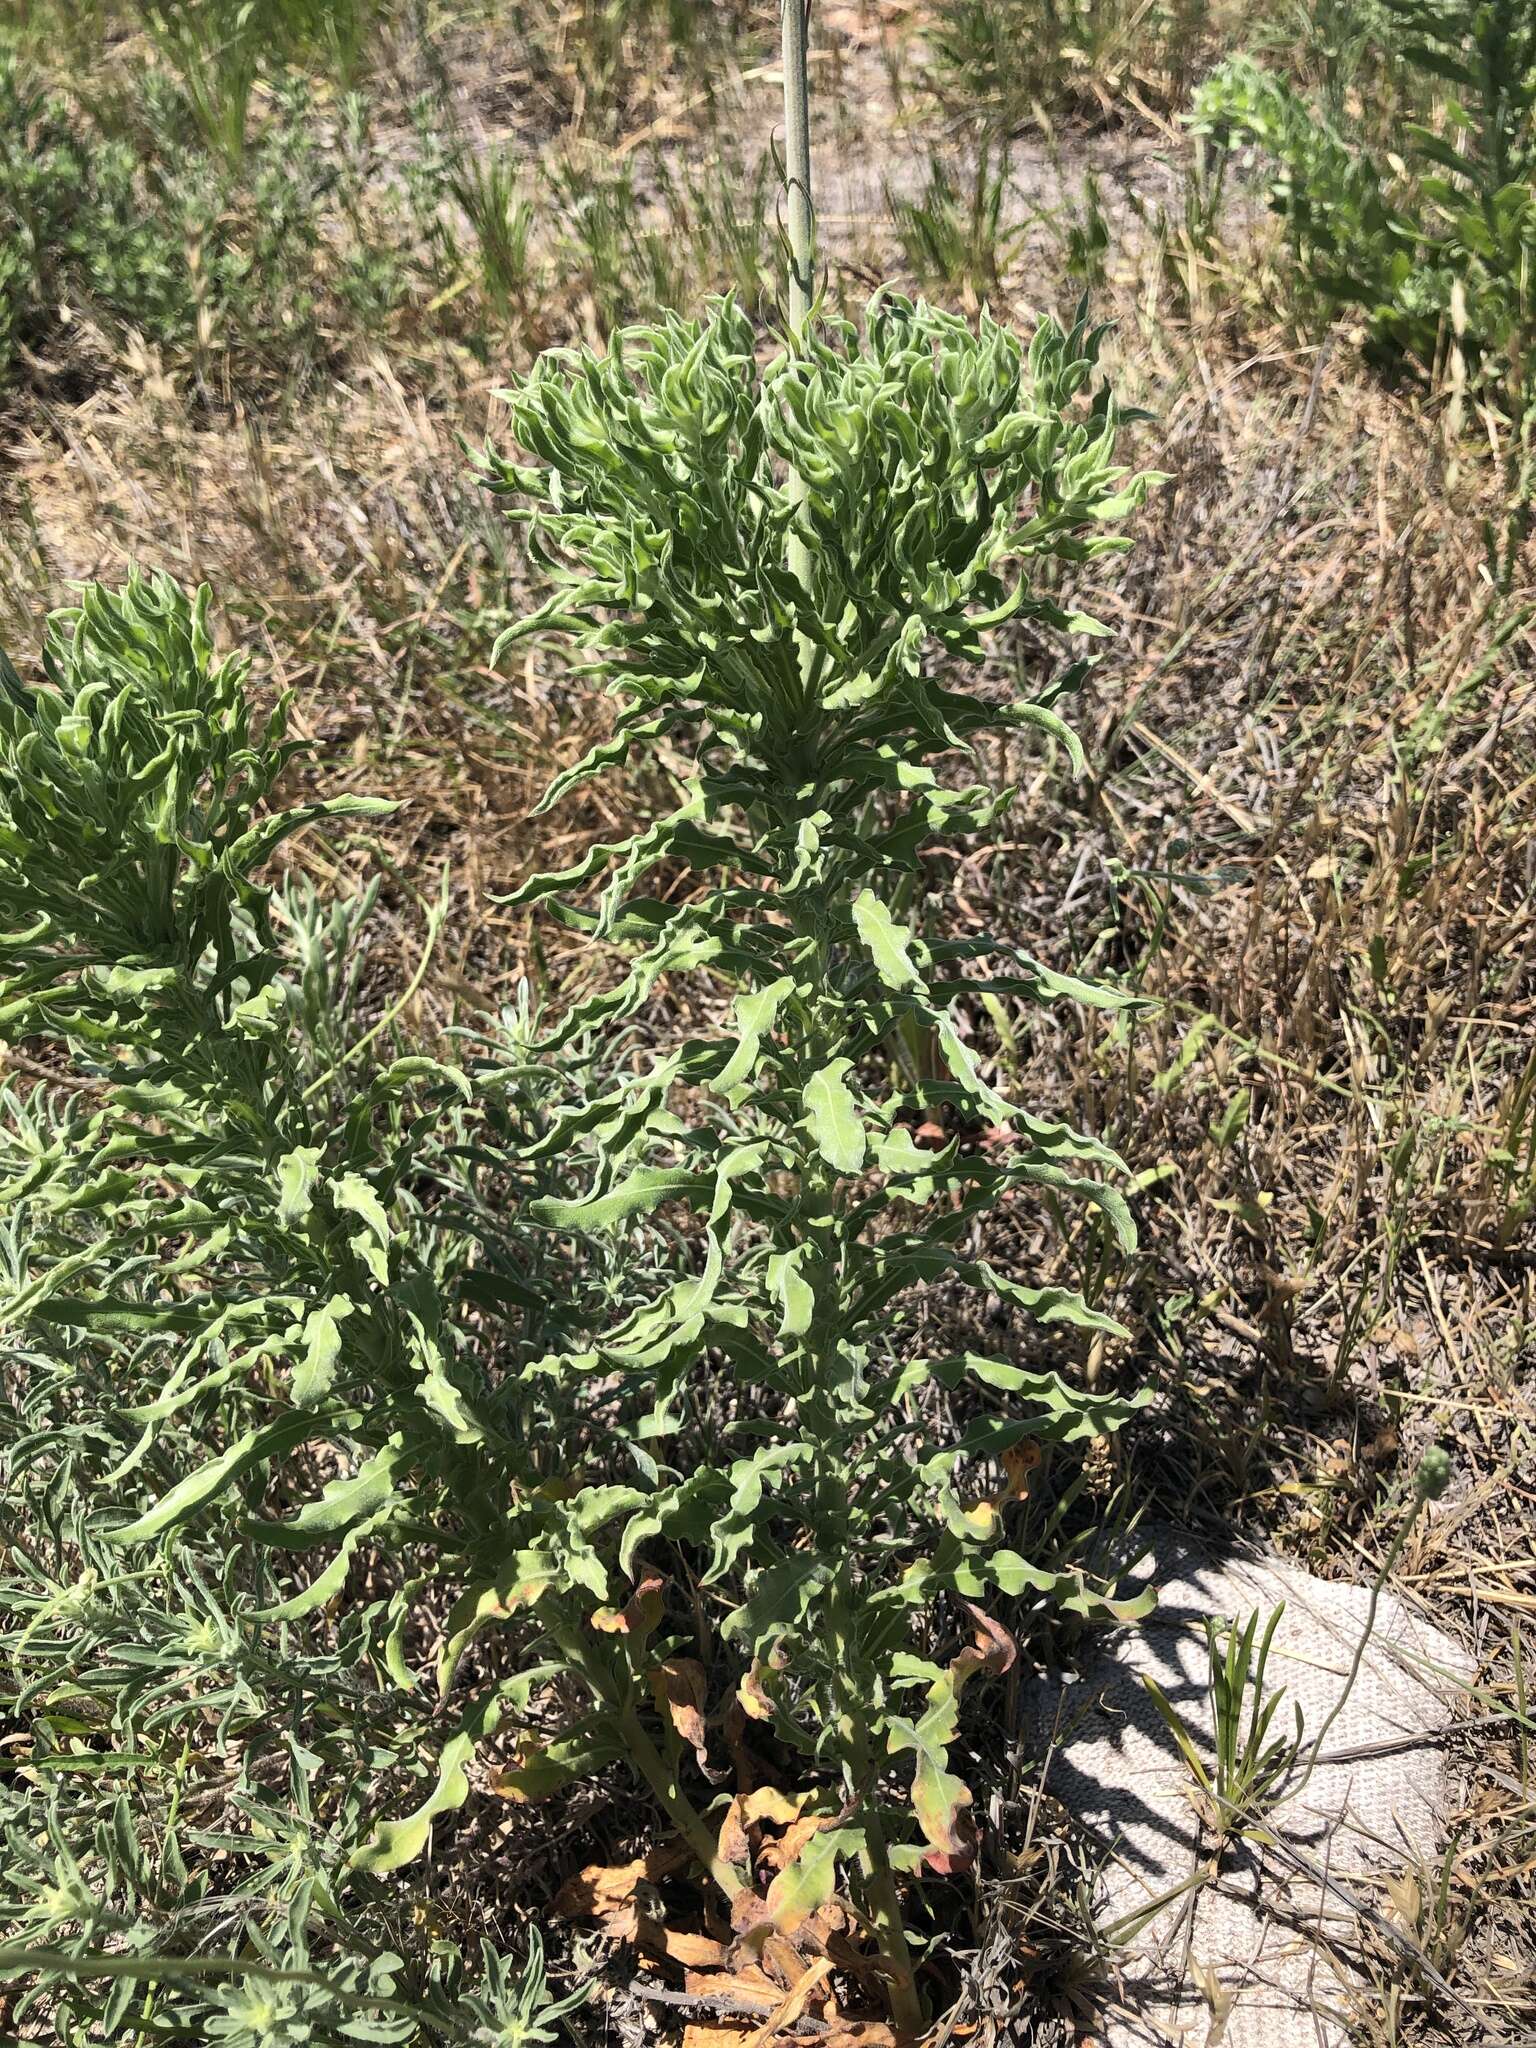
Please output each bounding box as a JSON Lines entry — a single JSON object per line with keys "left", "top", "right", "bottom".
{"left": 1018, "top": 1529, "right": 1472, "bottom": 2047}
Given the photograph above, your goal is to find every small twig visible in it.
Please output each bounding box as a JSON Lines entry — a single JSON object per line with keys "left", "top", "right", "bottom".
{"left": 626, "top": 1979, "right": 826, "bottom": 2036}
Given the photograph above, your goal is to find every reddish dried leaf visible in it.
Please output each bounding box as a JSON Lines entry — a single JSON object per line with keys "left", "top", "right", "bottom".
{"left": 821, "top": 2022, "right": 901, "bottom": 2048}
{"left": 996, "top": 1440, "right": 1041, "bottom": 1503}
{"left": 952, "top": 1605, "right": 1017, "bottom": 1689}
{"left": 718, "top": 1803, "right": 752, "bottom": 1876}
{"left": 920, "top": 1805, "right": 980, "bottom": 1876}
{"left": 683, "top": 1964, "right": 782, "bottom": 2013}
{"left": 660, "top": 1929, "right": 729, "bottom": 1968}
{"left": 728, "top": 1889, "right": 776, "bottom": 1941}
{"left": 737, "top": 1660, "right": 777, "bottom": 1723}
{"left": 755, "top": 1811, "right": 827, "bottom": 1875}
{"left": 798, "top": 1901, "right": 854, "bottom": 1948}
{"left": 717, "top": 1785, "right": 808, "bottom": 1875}
{"left": 590, "top": 1570, "right": 665, "bottom": 1639}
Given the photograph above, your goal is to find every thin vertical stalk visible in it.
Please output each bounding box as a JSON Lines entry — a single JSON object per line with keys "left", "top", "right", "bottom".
{"left": 780, "top": 0, "right": 817, "bottom": 660}
{"left": 546, "top": 1615, "right": 747, "bottom": 1900}
{"left": 616, "top": 1704, "right": 749, "bottom": 1901}
{"left": 780, "top": 0, "right": 815, "bottom": 341}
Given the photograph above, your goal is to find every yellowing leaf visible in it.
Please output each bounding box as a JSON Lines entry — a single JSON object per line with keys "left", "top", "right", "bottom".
{"left": 590, "top": 1570, "right": 666, "bottom": 1639}
{"left": 554, "top": 1842, "right": 691, "bottom": 1928}
{"left": 717, "top": 1784, "right": 809, "bottom": 1872}
{"left": 764, "top": 1825, "right": 861, "bottom": 1935}
{"left": 737, "top": 1659, "right": 784, "bottom": 1725}
{"left": 681, "top": 2026, "right": 754, "bottom": 2048}
{"left": 648, "top": 1655, "right": 711, "bottom": 1772}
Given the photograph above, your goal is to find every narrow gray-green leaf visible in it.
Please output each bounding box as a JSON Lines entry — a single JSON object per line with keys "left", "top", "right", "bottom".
{"left": 108, "top": 1414, "right": 313, "bottom": 1545}
{"left": 531, "top": 1166, "right": 711, "bottom": 1233}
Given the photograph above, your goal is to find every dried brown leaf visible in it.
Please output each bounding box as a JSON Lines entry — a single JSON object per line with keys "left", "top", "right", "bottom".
{"left": 650, "top": 1655, "right": 712, "bottom": 1771}
{"left": 554, "top": 1840, "right": 690, "bottom": 1927}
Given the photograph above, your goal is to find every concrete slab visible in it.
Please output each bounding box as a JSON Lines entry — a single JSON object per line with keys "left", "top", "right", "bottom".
{"left": 1019, "top": 1530, "right": 1473, "bottom": 2047}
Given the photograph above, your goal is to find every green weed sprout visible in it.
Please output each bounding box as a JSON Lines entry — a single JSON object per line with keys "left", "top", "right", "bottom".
{"left": 1144, "top": 1604, "right": 1303, "bottom": 1843}
{"left": 1144, "top": 1450, "right": 1455, "bottom": 1854}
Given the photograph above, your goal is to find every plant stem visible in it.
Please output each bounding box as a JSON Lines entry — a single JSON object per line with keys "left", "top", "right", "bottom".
{"left": 827, "top": 1579, "right": 927, "bottom": 2033}
{"left": 856, "top": 1805, "right": 927, "bottom": 2034}
{"left": 548, "top": 1615, "right": 745, "bottom": 1901}
{"left": 780, "top": 0, "right": 815, "bottom": 341}
{"left": 617, "top": 1703, "right": 746, "bottom": 1900}
{"left": 780, "top": 0, "right": 817, "bottom": 673}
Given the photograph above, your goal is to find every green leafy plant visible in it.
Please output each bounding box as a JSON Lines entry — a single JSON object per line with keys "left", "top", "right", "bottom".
{"left": 1192, "top": 0, "right": 1536, "bottom": 572}
{"left": 451, "top": 145, "right": 538, "bottom": 324}
{"left": 0, "top": 60, "right": 379, "bottom": 387}
{"left": 0, "top": 56, "right": 203, "bottom": 372}
{"left": 1062, "top": 170, "right": 1112, "bottom": 290}
{"left": 653, "top": 147, "right": 781, "bottom": 320}
{"left": 1247, "top": 0, "right": 1396, "bottom": 121}
{"left": 472, "top": 269, "right": 1160, "bottom": 2019}
{"left": 0, "top": 16, "right": 1162, "bottom": 2034}
{"left": 1142, "top": 1451, "right": 1453, "bottom": 1865}
{"left": 0, "top": 572, "right": 624, "bottom": 2037}
{"left": 547, "top": 152, "right": 693, "bottom": 330}
{"left": 1, "top": 1884, "right": 588, "bottom": 2046}
{"left": 133, "top": 0, "right": 380, "bottom": 167}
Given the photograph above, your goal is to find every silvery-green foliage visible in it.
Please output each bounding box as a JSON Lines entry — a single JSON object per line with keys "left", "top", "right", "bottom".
{"left": 0, "top": 1840, "right": 583, "bottom": 2045}
{"left": 0, "top": 572, "right": 501, "bottom": 1559}
{"left": 0, "top": 59, "right": 348, "bottom": 386}
{"left": 473, "top": 293, "right": 1159, "bottom": 1988}
{"left": 0, "top": 572, "right": 608, "bottom": 2035}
